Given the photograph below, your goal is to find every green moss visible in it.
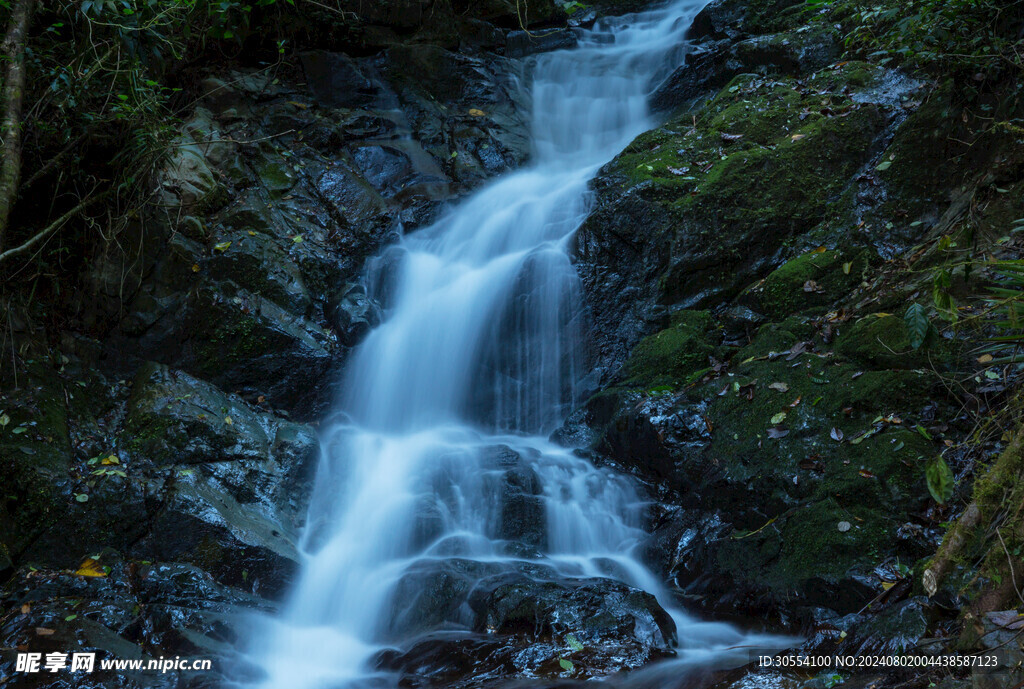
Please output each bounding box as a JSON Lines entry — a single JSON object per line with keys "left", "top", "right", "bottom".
{"left": 745, "top": 248, "right": 868, "bottom": 318}
{"left": 257, "top": 158, "right": 297, "bottom": 198}
{"left": 619, "top": 310, "right": 716, "bottom": 388}
{"left": 834, "top": 314, "right": 953, "bottom": 369}
{"left": 679, "top": 103, "right": 885, "bottom": 229}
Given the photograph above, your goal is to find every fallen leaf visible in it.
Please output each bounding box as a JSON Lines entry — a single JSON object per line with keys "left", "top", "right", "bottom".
{"left": 191, "top": 263, "right": 200, "bottom": 273}
{"left": 767, "top": 427, "right": 789, "bottom": 439}
{"left": 287, "top": 101, "right": 309, "bottom": 109}
{"left": 986, "top": 610, "right": 1024, "bottom": 630}
{"left": 770, "top": 411, "right": 788, "bottom": 425}
{"left": 875, "top": 161, "right": 892, "bottom": 171}
{"left": 977, "top": 354, "right": 993, "bottom": 364}
{"left": 791, "top": 133, "right": 806, "bottom": 142}
{"left": 837, "top": 521, "right": 851, "bottom": 532}
{"left": 858, "top": 468, "right": 877, "bottom": 478}
{"left": 292, "top": 235, "right": 303, "bottom": 244}
{"left": 468, "top": 108, "right": 487, "bottom": 117}
{"left": 213, "top": 241, "right": 231, "bottom": 252}
{"left": 768, "top": 382, "right": 789, "bottom": 392}
{"left": 830, "top": 427, "right": 844, "bottom": 442}
{"left": 786, "top": 342, "right": 808, "bottom": 361}
{"left": 799, "top": 456, "right": 824, "bottom": 472}
{"left": 35, "top": 627, "right": 55, "bottom": 636}
{"left": 74, "top": 559, "right": 107, "bottom": 578}
{"left": 789, "top": 396, "right": 802, "bottom": 407}
{"left": 20, "top": 603, "right": 29, "bottom": 614}
{"left": 803, "top": 280, "right": 822, "bottom": 293}
{"left": 842, "top": 262, "right": 852, "bottom": 275}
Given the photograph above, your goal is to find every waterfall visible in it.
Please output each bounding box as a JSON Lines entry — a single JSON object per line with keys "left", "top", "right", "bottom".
{"left": 245, "top": 3, "right": 789, "bottom": 686}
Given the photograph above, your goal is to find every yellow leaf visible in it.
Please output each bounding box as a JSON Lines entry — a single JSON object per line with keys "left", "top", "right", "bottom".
{"left": 811, "top": 246, "right": 827, "bottom": 254}
{"left": 191, "top": 263, "right": 200, "bottom": 273}
{"left": 881, "top": 581, "right": 895, "bottom": 591}
{"left": 790, "top": 134, "right": 806, "bottom": 142}
{"left": 842, "top": 262, "right": 851, "bottom": 274}
{"left": 74, "top": 559, "right": 107, "bottom": 578}
{"left": 873, "top": 312, "right": 892, "bottom": 318}
{"left": 292, "top": 235, "right": 303, "bottom": 244}
{"left": 224, "top": 416, "right": 233, "bottom": 425}
{"left": 213, "top": 241, "right": 231, "bottom": 252}
{"left": 288, "top": 101, "right": 309, "bottom": 109}
{"left": 248, "top": 230, "right": 256, "bottom": 236}
{"left": 101, "top": 455, "right": 119, "bottom": 465}
{"left": 770, "top": 411, "right": 787, "bottom": 425}
{"left": 468, "top": 108, "right": 486, "bottom": 117}
{"left": 978, "top": 354, "right": 993, "bottom": 364}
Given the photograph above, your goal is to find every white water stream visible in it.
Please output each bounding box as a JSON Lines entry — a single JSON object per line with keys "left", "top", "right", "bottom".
{"left": 246, "top": 3, "right": 790, "bottom": 686}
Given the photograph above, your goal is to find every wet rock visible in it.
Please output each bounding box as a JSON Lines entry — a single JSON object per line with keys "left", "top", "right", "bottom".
{"left": 378, "top": 560, "right": 677, "bottom": 684}
{"left": 326, "top": 282, "right": 383, "bottom": 346}
{"left": 576, "top": 63, "right": 893, "bottom": 379}
{"left": 505, "top": 28, "right": 578, "bottom": 58}
{"left": 124, "top": 362, "right": 272, "bottom": 466}
{"left": 300, "top": 50, "right": 383, "bottom": 109}
{"left": 481, "top": 445, "right": 546, "bottom": 549}
{"left": 0, "top": 557, "right": 272, "bottom": 688}
{"left": 576, "top": 308, "right": 948, "bottom": 621}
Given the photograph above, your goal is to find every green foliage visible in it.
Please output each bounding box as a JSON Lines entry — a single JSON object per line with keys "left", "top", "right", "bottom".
{"left": 925, "top": 455, "right": 954, "bottom": 504}
{"left": 904, "top": 303, "right": 929, "bottom": 350}
{"left": 844, "top": 0, "right": 1023, "bottom": 84}
{"left": 980, "top": 256, "right": 1024, "bottom": 364}
{"left": 1, "top": 0, "right": 344, "bottom": 276}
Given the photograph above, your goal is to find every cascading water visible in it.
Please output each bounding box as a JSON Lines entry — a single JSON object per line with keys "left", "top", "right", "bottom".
{"left": 245, "top": 3, "right": 790, "bottom": 687}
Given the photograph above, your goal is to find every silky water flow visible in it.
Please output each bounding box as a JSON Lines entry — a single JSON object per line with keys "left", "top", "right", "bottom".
{"left": 244, "top": 3, "right": 793, "bottom": 686}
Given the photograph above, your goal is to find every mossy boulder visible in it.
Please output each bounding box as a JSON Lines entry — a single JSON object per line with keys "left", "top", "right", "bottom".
{"left": 575, "top": 64, "right": 893, "bottom": 376}
{"left": 0, "top": 363, "right": 73, "bottom": 571}
{"left": 125, "top": 362, "right": 272, "bottom": 466}
{"left": 742, "top": 248, "right": 868, "bottom": 318}
{"left": 835, "top": 314, "right": 953, "bottom": 370}
{"left": 619, "top": 310, "right": 717, "bottom": 388}
{"left": 583, "top": 305, "right": 951, "bottom": 617}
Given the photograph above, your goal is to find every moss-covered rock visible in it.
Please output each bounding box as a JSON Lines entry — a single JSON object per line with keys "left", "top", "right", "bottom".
{"left": 125, "top": 362, "right": 271, "bottom": 465}
{"left": 835, "top": 314, "right": 953, "bottom": 370}
{"left": 574, "top": 63, "right": 895, "bottom": 374}
{"left": 619, "top": 310, "right": 717, "bottom": 388}
{"left": 742, "top": 248, "right": 868, "bottom": 318}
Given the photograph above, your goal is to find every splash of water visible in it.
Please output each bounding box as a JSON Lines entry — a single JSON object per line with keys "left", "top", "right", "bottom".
{"left": 247, "top": 3, "right": 790, "bottom": 687}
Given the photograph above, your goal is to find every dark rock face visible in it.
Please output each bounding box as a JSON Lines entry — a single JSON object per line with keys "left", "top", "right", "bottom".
{"left": 87, "top": 39, "right": 532, "bottom": 422}
{"left": 0, "top": 557, "right": 272, "bottom": 689}
{"left": 0, "top": 356, "right": 318, "bottom": 685}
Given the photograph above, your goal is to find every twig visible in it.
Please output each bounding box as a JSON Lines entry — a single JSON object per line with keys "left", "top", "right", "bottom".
{"left": 0, "top": 189, "right": 111, "bottom": 266}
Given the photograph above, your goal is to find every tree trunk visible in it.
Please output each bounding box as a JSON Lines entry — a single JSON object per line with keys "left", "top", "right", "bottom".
{"left": 0, "top": 0, "right": 36, "bottom": 253}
